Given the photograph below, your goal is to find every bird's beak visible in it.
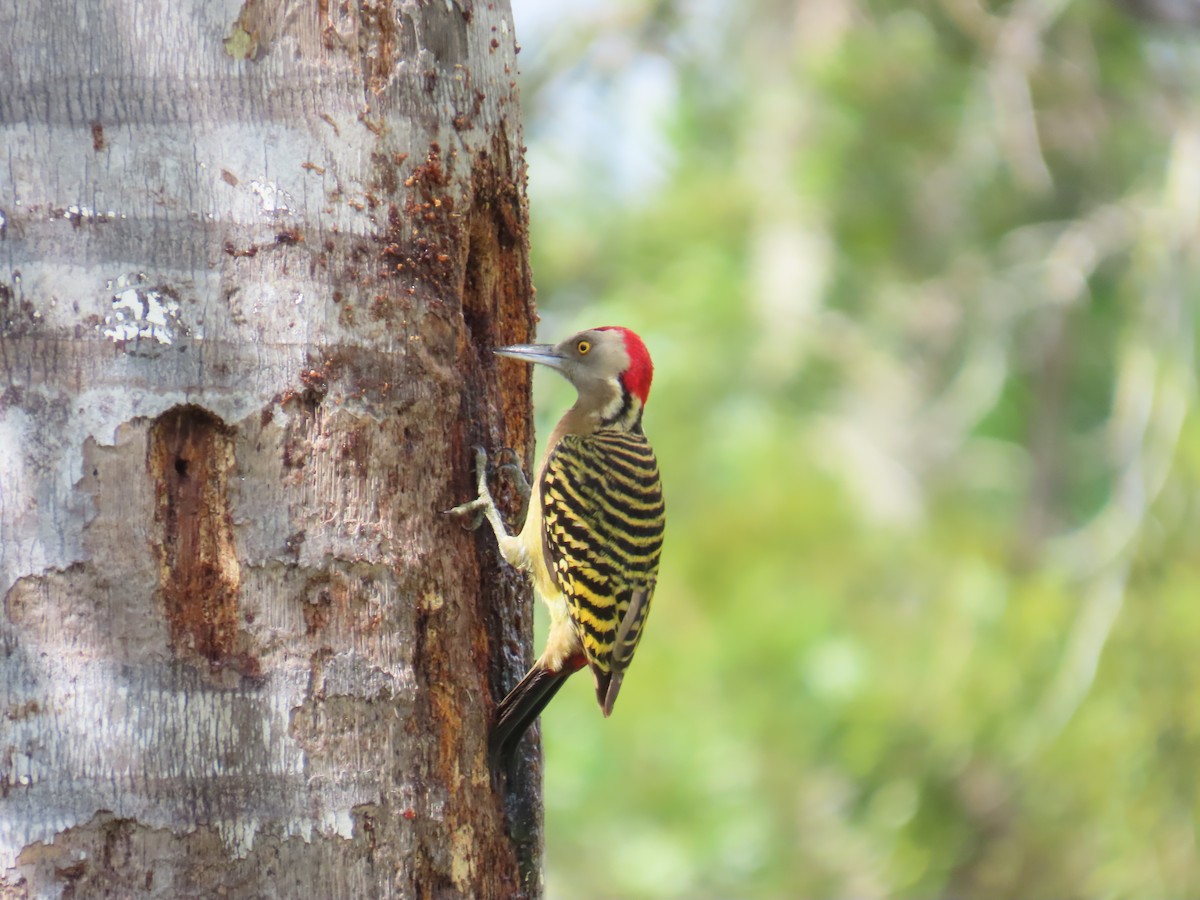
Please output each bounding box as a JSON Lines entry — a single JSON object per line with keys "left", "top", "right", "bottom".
{"left": 494, "top": 343, "right": 568, "bottom": 371}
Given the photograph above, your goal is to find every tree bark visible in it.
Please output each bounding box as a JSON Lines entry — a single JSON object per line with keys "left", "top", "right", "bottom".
{"left": 0, "top": 1, "right": 539, "bottom": 896}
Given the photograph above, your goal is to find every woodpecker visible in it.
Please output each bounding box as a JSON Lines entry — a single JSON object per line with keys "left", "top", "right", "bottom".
{"left": 450, "top": 326, "right": 665, "bottom": 768}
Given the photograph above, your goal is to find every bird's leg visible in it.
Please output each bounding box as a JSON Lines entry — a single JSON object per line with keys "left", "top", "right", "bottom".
{"left": 493, "top": 447, "right": 532, "bottom": 524}
{"left": 446, "top": 446, "right": 526, "bottom": 568}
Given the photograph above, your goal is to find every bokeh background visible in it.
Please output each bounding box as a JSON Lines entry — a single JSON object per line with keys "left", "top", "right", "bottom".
{"left": 507, "top": 1, "right": 1200, "bottom": 897}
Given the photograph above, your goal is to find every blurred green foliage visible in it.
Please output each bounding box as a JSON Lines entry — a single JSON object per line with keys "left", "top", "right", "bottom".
{"left": 512, "top": 1, "right": 1200, "bottom": 897}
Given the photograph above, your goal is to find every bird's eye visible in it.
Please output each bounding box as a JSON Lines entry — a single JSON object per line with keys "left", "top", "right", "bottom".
{"left": 577, "top": 340, "right": 591, "bottom": 355}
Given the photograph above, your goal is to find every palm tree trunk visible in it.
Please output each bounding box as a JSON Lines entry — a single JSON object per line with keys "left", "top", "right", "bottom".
{"left": 0, "top": 1, "right": 540, "bottom": 895}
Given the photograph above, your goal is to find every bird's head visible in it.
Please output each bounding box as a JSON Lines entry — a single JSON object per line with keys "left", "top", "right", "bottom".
{"left": 495, "top": 326, "right": 654, "bottom": 429}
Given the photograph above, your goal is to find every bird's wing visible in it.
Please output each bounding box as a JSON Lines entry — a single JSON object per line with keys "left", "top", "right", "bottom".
{"left": 539, "top": 430, "right": 665, "bottom": 710}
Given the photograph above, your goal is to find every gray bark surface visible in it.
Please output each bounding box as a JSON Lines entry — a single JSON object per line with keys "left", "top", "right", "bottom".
{"left": 0, "top": 0, "right": 539, "bottom": 896}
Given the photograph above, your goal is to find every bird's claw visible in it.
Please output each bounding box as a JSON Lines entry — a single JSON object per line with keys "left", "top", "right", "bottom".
{"left": 493, "top": 447, "right": 522, "bottom": 468}
{"left": 493, "top": 447, "right": 532, "bottom": 504}
{"left": 470, "top": 444, "right": 489, "bottom": 478}
{"left": 444, "top": 445, "right": 493, "bottom": 530}
{"left": 444, "top": 495, "right": 488, "bottom": 530}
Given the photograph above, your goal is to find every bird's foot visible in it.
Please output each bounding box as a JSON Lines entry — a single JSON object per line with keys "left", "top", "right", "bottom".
{"left": 444, "top": 445, "right": 495, "bottom": 530}
{"left": 493, "top": 447, "right": 532, "bottom": 507}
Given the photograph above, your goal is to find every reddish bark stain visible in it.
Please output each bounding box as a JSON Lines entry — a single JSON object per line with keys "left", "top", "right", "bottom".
{"left": 149, "top": 406, "right": 254, "bottom": 673}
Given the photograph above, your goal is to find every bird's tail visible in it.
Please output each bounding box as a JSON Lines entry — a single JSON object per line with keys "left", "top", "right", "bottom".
{"left": 489, "top": 657, "right": 585, "bottom": 771}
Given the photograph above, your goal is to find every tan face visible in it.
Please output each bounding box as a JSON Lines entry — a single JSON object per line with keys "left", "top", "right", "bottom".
{"left": 550, "top": 329, "right": 631, "bottom": 389}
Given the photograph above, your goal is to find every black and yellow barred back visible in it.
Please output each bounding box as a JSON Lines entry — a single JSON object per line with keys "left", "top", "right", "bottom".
{"left": 540, "top": 428, "right": 665, "bottom": 687}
